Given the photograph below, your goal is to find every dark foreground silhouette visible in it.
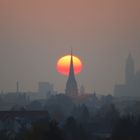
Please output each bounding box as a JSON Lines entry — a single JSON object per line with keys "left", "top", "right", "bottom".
{"left": 0, "top": 94, "right": 140, "bottom": 140}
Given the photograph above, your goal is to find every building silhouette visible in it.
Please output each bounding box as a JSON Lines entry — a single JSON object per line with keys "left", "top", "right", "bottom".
{"left": 114, "top": 53, "right": 140, "bottom": 97}
{"left": 65, "top": 50, "right": 78, "bottom": 97}
{"left": 80, "top": 85, "right": 85, "bottom": 95}
{"left": 125, "top": 53, "right": 135, "bottom": 84}
{"left": 38, "top": 82, "right": 53, "bottom": 93}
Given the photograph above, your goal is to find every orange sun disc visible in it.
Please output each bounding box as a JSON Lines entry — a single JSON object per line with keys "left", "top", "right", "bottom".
{"left": 57, "top": 55, "right": 83, "bottom": 76}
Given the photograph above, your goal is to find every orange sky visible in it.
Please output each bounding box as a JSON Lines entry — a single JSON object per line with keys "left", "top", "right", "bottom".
{"left": 1, "top": 0, "right": 140, "bottom": 33}
{"left": 0, "top": 0, "right": 140, "bottom": 94}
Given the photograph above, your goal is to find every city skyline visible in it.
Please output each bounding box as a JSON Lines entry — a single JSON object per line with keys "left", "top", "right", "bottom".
{"left": 0, "top": 0, "right": 140, "bottom": 94}
{"left": 0, "top": 52, "right": 139, "bottom": 95}
{"left": 0, "top": 1, "right": 140, "bottom": 139}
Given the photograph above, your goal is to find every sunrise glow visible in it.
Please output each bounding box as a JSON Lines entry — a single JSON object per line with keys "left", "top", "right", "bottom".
{"left": 57, "top": 55, "right": 82, "bottom": 76}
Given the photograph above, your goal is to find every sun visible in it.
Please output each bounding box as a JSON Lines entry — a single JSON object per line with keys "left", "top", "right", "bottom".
{"left": 57, "top": 55, "right": 83, "bottom": 76}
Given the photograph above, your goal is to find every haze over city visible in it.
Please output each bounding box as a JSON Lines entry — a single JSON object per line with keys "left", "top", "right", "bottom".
{"left": 1, "top": 1, "right": 140, "bottom": 140}
{"left": 0, "top": 0, "right": 140, "bottom": 94}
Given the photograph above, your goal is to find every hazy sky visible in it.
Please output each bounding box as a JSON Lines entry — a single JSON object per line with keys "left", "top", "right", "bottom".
{"left": 0, "top": 0, "right": 140, "bottom": 94}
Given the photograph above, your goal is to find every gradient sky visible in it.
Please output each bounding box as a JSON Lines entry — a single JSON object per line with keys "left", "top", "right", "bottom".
{"left": 0, "top": 0, "right": 140, "bottom": 94}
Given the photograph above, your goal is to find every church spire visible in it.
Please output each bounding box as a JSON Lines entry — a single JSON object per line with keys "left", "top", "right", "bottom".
{"left": 69, "top": 48, "right": 74, "bottom": 76}
{"left": 65, "top": 49, "right": 78, "bottom": 97}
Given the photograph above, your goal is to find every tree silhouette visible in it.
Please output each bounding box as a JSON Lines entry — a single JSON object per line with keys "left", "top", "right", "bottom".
{"left": 112, "top": 116, "right": 135, "bottom": 140}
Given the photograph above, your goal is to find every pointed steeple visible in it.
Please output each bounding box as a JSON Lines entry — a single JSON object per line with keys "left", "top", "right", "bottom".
{"left": 65, "top": 49, "right": 78, "bottom": 97}
{"left": 69, "top": 48, "right": 75, "bottom": 76}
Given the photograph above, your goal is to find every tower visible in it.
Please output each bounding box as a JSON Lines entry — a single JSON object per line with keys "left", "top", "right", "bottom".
{"left": 125, "top": 53, "right": 135, "bottom": 84}
{"left": 16, "top": 81, "right": 19, "bottom": 93}
{"left": 65, "top": 49, "right": 78, "bottom": 97}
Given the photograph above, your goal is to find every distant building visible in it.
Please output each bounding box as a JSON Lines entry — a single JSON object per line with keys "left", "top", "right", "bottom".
{"left": 38, "top": 82, "right": 54, "bottom": 95}
{"left": 2, "top": 92, "right": 27, "bottom": 104}
{"left": 27, "top": 82, "right": 56, "bottom": 101}
{"left": 80, "top": 85, "right": 85, "bottom": 95}
{"left": 27, "top": 92, "right": 46, "bottom": 101}
{"left": 65, "top": 50, "right": 78, "bottom": 97}
{"left": 114, "top": 53, "right": 140, "bottom": 97}
{"left": 0, "top": 82, "right": 29, "bottom": 110}
{"left": 0, "top": 92, "right": 29, "bottom": 110}
{"left": 125, "top": 53, "right": 135, "bottom": 84}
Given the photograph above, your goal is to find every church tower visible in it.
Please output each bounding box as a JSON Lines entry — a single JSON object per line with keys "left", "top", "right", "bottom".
{"left": 65, "top": 49, "right": 78, "bottom": 97}
{"left": 125, "top": 53, "right": 135, "bottom": 84}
